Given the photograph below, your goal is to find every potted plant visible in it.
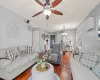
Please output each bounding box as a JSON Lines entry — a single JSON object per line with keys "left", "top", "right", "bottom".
{"left": 37, "top": 51, "right": 51, "bottom": 68}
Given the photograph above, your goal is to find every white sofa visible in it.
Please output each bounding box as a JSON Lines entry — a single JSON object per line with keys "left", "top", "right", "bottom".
{"left": 70, "top": 51, "right": 100, "bottom": 80}
{"left": 0, "top": 46, "right": 39, "bottom": 80}
{"left": 70, "top": 58, "right": 100, "bottom": 80}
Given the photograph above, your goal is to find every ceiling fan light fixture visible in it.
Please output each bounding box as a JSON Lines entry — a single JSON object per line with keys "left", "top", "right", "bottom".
{"left": 44, "top": 9, "right": 51, "bottom": 16}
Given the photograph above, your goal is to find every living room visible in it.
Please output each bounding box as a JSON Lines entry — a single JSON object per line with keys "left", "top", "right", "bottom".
{"left": 0, "top": 0, "right": 100, "bottom": 80}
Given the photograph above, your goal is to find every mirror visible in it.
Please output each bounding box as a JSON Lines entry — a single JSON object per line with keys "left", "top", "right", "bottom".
{"left": 96, "top": 16, "right": 100, "bottom": 40}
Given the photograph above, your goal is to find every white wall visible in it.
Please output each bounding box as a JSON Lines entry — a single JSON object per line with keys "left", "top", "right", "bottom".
{"left": 0, "top": 6, "right": 32, "bottom": 48}
{"left": 66, "top": 30, "right": 76, "bottom": 47}
{"left": 55, "top": 32, "right": 62, "bottom": 44}
{"left": 76, "top": 3, "right": 100, "bottom": 52}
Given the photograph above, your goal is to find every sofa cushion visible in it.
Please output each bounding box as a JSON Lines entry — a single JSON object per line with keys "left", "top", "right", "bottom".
{"left": 92, "top": 63, "right": 100, "bottom": 79}
{"left": 70, "top": 58, "right": 99, "bottom": 80}
{"left": 28, "top": 53, "right": 38, "bottom": 61}
{"left": 0, "top": 59, "right": 12, "bottom": 68}
{"left": 6, "top": 56, "right": 29, "bottom": 73}
{"left": 80, "top": 52, "right": 99, "bottom": 69}
{"left": 0, "top": 49, "right": 7, "bottom": 59}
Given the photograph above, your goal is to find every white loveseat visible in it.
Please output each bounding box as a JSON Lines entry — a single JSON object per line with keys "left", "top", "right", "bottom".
{"left": 0, "top": 46, "right": 39, "bottom": 80}
{"left": 70, "top": 51, "right": 100, "bottom": 80}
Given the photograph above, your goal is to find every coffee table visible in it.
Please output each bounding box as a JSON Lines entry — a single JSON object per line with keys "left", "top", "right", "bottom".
{"left": 29, "top": 73, "right": 60, "bottom": 80}
{"left": 28, "top": 63, "right": 60, "bottom": 80}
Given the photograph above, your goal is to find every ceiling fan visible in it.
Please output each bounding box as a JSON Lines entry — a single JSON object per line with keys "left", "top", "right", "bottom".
{"left": 32, "top": 0, "right": 63, "bottom": 20}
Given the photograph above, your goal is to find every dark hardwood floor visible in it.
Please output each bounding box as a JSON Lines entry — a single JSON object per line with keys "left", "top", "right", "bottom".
{"left": 16, "top": 52, "right": 73, "bottom": 80}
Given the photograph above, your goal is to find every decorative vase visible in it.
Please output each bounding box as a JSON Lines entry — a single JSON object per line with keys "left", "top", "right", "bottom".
{"left": 41, "top": 62, "right": 46, "bottom": 68}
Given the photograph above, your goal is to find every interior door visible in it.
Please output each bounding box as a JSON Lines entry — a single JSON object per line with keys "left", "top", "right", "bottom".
{"left": 32, "top": 31, "right": 40, "bottom": 52}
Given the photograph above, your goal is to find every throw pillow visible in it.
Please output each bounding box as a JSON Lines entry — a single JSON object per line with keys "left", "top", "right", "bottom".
{"left": 17, "top": 46, "right": 27, "bottom": 56}
{"left": 17, "top": 46, "right": 26, "bottom": 51}
{"left": 19, "top": 50, "right": 27, "bottom": 57}
{"left": 6, "top": 48, "right": 17, "bottom": 60}
{"left": 92, "top": 63, "right": 100, "bottom": 79}
{"left": 13, "top": 47, "right": 19, "bottom": 57}
{"left": 26, "top": 46, "right": 34, "bottom": 54}
{"left": 80, "top": 52, "right": 99, "bottom": 69}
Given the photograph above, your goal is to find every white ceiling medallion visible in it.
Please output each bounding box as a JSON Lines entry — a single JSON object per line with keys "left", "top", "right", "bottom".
{"left": 5, "top": 21, "right": 20, "bottom": 39}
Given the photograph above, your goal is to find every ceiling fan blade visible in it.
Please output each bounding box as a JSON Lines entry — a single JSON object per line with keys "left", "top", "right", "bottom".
{"left": 52, "top": 10, "right": 63, "bottom": 15}
{"left": 32, "top": 11, "right": 43, "bottom": 17}
{"left": 35, "top": 0, "right": 44, "bottom": 6}
{"left": 46, "top": 15, "right": 49, "bottom": 20}
{"left": 52, "top": 0, "right": 62, "bottom": 8}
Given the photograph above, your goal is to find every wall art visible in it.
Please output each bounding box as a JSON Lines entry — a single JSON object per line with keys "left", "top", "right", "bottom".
{"left": 5, "top": 21, "right": 20, "bottom": 39}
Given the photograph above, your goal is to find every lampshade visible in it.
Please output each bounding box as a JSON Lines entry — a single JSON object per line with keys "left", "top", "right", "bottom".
{"left": 44, "top": 9, "right": 51, "bottom": 16}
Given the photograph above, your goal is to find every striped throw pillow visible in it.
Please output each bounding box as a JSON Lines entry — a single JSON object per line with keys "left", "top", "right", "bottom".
{"left": 6, "top": 48, "right": 16, "bottom": 60}
{"left": 26, "top": 46, "right": 34, "bottom": 54}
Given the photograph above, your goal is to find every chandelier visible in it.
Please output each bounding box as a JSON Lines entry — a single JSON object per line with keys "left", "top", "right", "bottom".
{"left": 61, "top": 26, "right": 67, "bottom": 36}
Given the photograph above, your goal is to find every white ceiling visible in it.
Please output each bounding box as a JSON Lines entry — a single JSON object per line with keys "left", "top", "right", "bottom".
{"left": 0, "top": 0, "right": 100, "bottom": 32}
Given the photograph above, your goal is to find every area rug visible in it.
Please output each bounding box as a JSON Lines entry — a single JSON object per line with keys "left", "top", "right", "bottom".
{"left": 28, "top": 73, "right": 60, "bottom": 80}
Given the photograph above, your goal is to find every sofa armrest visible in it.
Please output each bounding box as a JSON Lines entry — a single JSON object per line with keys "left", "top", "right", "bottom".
{"left": 0, "top": 59, "right": 12, "bottom": 68}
